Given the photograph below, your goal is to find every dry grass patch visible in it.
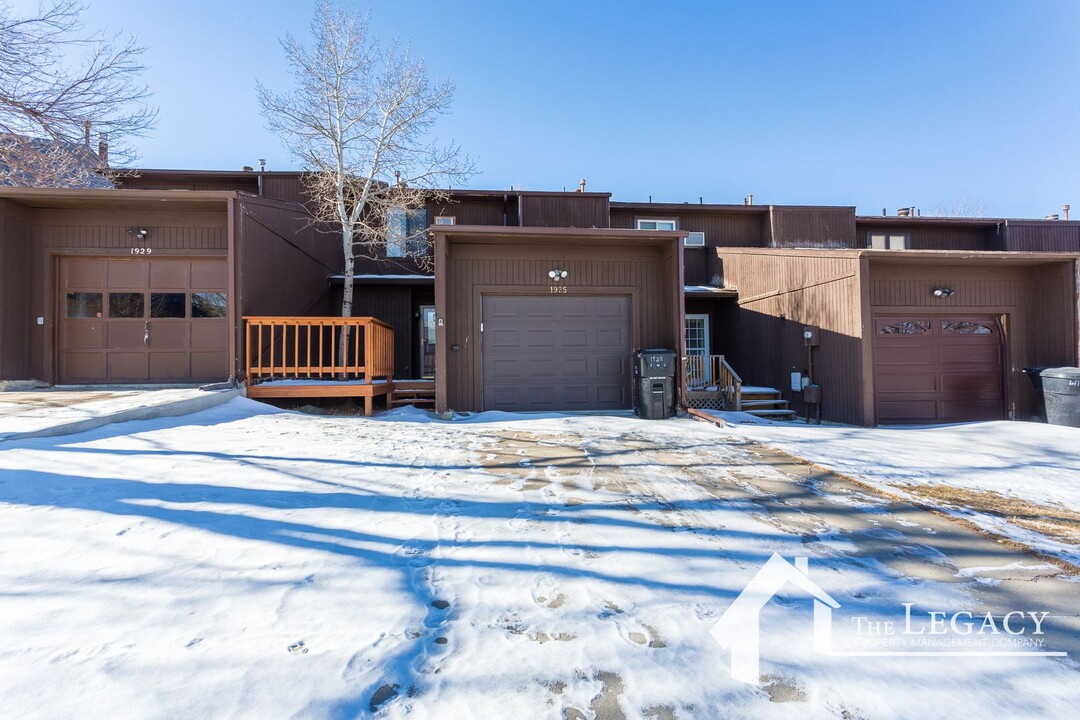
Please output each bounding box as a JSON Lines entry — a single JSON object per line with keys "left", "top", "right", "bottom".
{"left": 902, "top": 483, "right": 1080, "bottom": 545}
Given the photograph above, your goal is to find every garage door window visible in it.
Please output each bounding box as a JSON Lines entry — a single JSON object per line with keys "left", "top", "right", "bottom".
{"left": 150, "top": 293, "right": 186, "bottom": 318}
{"left": 878, "top": 319, "right": 930, "bottom": 335}
{"left": 941, "top": 320, "right": 994, "bottom": 335}
{"left": 66, "top": 292, "right": 102, "bottom": 318}
{"left": 109, "top": 293, "right": 144, "bottom": 318}
{"left": 191, "top": 292, "right": 227, "bottom": 318}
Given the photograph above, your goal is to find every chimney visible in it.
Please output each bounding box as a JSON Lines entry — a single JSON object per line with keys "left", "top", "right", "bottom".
{"left": 83, "top": 120, "right": 92, "bottom": 147}
{"left": 578, "top": 178, "right": 586, "bottom": 193}
{"left": 259, "top": 158, "right": 266, "bottom": 172}
{"left": 1063, "top": 204, "right": 1070, "bottom": 221}
{"left": 97, "top": 137, "right": 109, "bottom": 167}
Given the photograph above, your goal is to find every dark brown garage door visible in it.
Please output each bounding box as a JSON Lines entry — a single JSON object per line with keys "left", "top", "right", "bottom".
{"left": 482, "top": 295, "right": 632, "bottom": 411}
{"left": 873, "top": 315, "right": 1004, "bottom": 424}
{"left": 60, "top": 258, "right": 229, "bottom": 384}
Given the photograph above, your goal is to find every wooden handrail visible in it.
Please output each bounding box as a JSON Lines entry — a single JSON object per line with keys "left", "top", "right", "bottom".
{"left": 683, "top": 354, "right": 742, "bottom": 411}
{"left": 243, "top": 316, "right": 394, "bottom": 384}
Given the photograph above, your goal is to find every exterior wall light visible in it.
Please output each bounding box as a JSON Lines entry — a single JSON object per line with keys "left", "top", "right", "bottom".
{"left": 548, "top": 269, "right": 568, "bottom": 282}
{"left": 932, "top": 288, "right": 954, "bottom": 297}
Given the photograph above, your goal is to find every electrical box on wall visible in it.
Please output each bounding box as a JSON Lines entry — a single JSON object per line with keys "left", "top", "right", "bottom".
{"left": 803, "top": 326, "right": 820, "bottom": 346}
{"left": 804, "top": 384, "right": 822, "bottom": 404}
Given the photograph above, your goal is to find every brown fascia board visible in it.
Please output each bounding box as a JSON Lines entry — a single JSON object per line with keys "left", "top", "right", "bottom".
{"left": 119, "top": 168, "right": 304, "bottom": 179}
{"left": 430, "top": 224, "right": 687, "bottom": 244}
{"left": 0, "top": 186, "right": 236, "bottom": 208}
{"left": 611, "top": 201, "right": 854, "bottom": 214}
{"left": 714, "top": 246, "right": 1079, "bottom": 264}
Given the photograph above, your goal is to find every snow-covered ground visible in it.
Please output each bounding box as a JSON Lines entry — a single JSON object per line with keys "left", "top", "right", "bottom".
{"left": 711, "top": 413, "right": 1080, "bottom": 567}
{"left": 0, "top": 399, "right": 1078, "bottom": 719}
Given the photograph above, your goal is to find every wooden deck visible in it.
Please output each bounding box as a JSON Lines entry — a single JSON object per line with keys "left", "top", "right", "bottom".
{"left": 243, "top": 316, "right": 398, "bottom": 415}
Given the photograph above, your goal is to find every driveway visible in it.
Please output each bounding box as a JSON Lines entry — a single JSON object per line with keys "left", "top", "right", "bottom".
{"left": 0, "top": 400, "right": 1076, "bottom": 718}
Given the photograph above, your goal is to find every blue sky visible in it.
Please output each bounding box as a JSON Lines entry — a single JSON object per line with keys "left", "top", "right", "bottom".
{"left": 22, "top": 0, "right": 1080, "bottom": 217}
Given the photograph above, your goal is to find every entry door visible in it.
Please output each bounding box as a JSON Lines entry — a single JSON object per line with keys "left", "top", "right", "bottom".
{"left": 481, "top": 295, "right": 632, "bottom": 411}
{"left": 872, "top": 315, "right": 1005, "bottom": 424}
{"left": 420, "top": 305, "right": 436, "bottom": 378}
{"left": 685, "top": 314, "right": 710, "bottom": 385}
{"left": 59, "top": 258, "right": 229, "bottom": 384}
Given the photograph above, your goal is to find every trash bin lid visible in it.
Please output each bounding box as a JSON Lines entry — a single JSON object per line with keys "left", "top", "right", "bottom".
{"left": 1040, "top": 367, "right": 1080, "bottom": 380}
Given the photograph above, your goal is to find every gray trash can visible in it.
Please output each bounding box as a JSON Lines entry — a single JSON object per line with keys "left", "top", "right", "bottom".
{"left": 1040, "top": 367, "right": 1080, "bottom": 428}
{"left": 634, "top": 349, "right": 676, "bottom": 419}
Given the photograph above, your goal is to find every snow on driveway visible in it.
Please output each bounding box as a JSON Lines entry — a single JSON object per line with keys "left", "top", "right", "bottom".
{"left": 0, "top": 399, "right": 1077, "bottom": 719}
{"left": 711, "top": 414, "right": 1080, "bottom": 567}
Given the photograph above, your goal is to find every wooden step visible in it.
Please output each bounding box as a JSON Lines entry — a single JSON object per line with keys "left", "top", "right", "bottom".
{"left": 740, "top": 399, "right": 790, "bottom": 408}
{"left": 745, "top": 408, "right": 798, "bottom": 418}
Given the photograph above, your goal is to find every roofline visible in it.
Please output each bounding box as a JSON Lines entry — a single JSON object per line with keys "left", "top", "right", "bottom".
{"left": 714, "top": 247, "right": 1079, "bottom": 262}
{"left": 0, "top": 187, "right": 237, "bottom": 204}
{"left": 116, "top": 168, "right": 303, "bottom": 177}
{"left": 431, "top": 224, "right": 687, "bottom": 240}
{"left": 856, "top": 215, "right": 1080, "bottom": 227}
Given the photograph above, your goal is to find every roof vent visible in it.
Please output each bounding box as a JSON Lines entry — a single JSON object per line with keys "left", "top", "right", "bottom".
{"left": 577, "top": 178, "right": 586, "bottom": 193}
{"left": 1063, "top": 204, "right": 1070, "bottom": 221}
{"left": 897, "top": 207, "right": 911, "bottom": 217}
{"left": 1045, "top": 214, "right": 1059, "bottom": 221}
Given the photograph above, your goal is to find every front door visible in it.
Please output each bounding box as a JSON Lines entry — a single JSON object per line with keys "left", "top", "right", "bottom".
{"left": 685, "top": 313, "right": 710, "bottom": 386}
{"left": 420, "top": 305, "right": 436, "bottom": 378}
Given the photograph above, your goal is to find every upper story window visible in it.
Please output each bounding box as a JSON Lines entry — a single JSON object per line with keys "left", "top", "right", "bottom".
{"left": 868, "top": 232, "right": 909, "bottom": 250}
{"left": 434, "top": 216, "right": 456, "bottom": 226}
{"left": 387, "top": 207, "right": 429, "bottom": 257}
{"left": 636, "top": 218, "right": 677, "bottom": 231}
{"left": 684, "top": 231, "right": 706, "bottom": 247}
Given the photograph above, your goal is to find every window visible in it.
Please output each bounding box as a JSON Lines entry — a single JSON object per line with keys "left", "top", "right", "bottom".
{"left": 434, "top": 216, "right": 456, "bottom": 225}
{"left": 109, "top": 293, "right": 144, "bottom": 318}
{"left": 685, "top": 231, "right": 706, "bottom": 247}
{"left": 685, "top": 314, "right": 709, "bottom": 355}
{"left": 637, "top": 219, "right": 677, "bottom": 231}
{"left": 869, "top": 232, "right": 909, "bottom": 250}
{"left": 66, "top": 292, "right": 102, "bottom": 318}
{"left": 387, "top": 207, "right": 429, "bottom": 257}
{"left": 150, "top": 293, "right": 186, "bottom": 318}
{"left": 191, "top": 292, "right": 227, "bottom": 318}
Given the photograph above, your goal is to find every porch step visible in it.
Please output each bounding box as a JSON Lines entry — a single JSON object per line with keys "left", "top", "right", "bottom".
{"left": 389, "top": 381, "right": 436, "bottom": 408}
{"left": 739, "top": 399, "right": 790, "bottom": 409}
{"left": 738, "top": 387, "right": 797, "bottom": 420}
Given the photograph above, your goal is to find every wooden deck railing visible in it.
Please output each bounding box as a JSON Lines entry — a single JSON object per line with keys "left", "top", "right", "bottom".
{"left": 243, "top": 316, "right": 395, "bottom": 383}
{"left": 684, "top": 354, "right": 743, "bottom": 410}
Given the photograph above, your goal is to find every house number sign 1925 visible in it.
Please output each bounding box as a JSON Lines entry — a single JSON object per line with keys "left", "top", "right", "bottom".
{"left": 549, "top": 285, "right": 567, "bottom": 294}
{"left": 130, "top": 247, "right": 153, "bottom": 255}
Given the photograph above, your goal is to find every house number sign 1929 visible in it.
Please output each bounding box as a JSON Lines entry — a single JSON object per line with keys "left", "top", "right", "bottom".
{"left": 549, "top": 285, "right": 567, "bottom": 294}
{"left": 130, "top": 247, "right": 153, "bottom": 255}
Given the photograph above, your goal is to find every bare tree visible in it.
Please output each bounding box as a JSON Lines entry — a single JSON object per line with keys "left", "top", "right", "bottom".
{"left": 257, "top": 1, "right": 472, "bottom": 323}
{"left": 930, "top": 195, "right": 990, "bottom": 218}
{"left": 0, "top": 0, "right": 156, "bottom": 186}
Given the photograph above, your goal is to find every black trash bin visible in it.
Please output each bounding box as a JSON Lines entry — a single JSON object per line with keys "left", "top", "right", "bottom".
{"left": 1040, "top": 367, "right": 1080, "bottom": 428}
{"left": 633, "top": 349, "right": 676, "bottom": 419}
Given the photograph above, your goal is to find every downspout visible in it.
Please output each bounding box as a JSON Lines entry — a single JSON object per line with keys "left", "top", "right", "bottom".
{"left": 226, "top": 196, "right": 238, "bottom": 384}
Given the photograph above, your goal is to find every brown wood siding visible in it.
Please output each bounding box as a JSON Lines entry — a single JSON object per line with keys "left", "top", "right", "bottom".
{"left": 0, "top": 199, "right": 33, "bottom": 379}
{"left": 716, "top": 250, "right": 865, "bottom": 424}
{"left": 868, "top": 262, "right": 1077, "bottom": 419}
{"left": 769, "top": 207, "right": 857, "bottom": 248}
{"left": 610, "top": 209, "right": 767, "bottom": 247}
{"left": 610, "top": 209, "right": 767, "bottom": 287}
{"left": 857, "top": 224, "right": 996, "bottom": 251}
{"left": 117, "top": 177, "right": 259, "bottom": 193}
{"left": 260, "top": 176, "right": 307, "bottom": 205}
{"left": 234, "top": 195, "right": 339, "bottom": 379}
{"left": 519, "top": 194, "right": 610, "bottom": 228}
{"left": 1004, "top": 221, "right": 1080, "bottom": 252}
{"left": 441, "top": 242, "right": 677, "bottom": 412}
{"left": 429, "top": 197, "right": 507, "bottom": 226}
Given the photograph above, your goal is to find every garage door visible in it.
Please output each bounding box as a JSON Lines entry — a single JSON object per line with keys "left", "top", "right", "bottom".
{"left": 482, "top": 295, "right": 632, "bottom": 411}
{"left": 60, "top": 258, "right": 229, "bottom": 384}
{"left": 873, "top": 315, "right": 1004, "bottom": 424}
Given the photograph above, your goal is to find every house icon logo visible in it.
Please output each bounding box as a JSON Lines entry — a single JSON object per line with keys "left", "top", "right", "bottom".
{"left": 711, "top": 553, "right": 840, "bottom": 684}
